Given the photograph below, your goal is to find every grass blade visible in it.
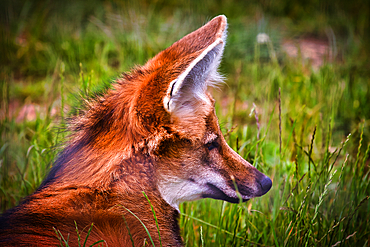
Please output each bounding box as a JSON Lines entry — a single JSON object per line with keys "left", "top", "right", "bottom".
{"left": 119, "top": 205, "right": 156, "bottom": 247}
{"left": 142, "top": 191, "right": 162, "bottom": 247}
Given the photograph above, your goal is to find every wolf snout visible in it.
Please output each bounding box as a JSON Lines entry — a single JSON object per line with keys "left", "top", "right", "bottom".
{"left": 258, "top": 175, "right": 272, "bottom": 195}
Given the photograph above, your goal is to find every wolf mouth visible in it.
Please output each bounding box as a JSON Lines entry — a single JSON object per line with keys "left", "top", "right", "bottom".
{"left": 201, "top": 183, "right": 249, "bottom": 203}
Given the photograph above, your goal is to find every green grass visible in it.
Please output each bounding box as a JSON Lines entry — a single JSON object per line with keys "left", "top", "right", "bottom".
{"left": 1, "top": 0, "right": 369, "bottom": 246}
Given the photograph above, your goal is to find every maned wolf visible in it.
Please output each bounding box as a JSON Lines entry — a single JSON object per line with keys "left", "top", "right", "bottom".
{"left": 0, "top": 15, "right": 271, "bottom": 246}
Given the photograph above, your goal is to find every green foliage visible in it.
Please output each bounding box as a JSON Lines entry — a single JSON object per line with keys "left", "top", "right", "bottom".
{"left": 53, "top": 222, "right": 105, "bottom": 247}
{"left": 1, "top": 0, "right": 369, "bottom": 246}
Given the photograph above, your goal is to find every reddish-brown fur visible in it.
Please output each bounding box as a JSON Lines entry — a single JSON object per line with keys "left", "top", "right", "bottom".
{"left": 0, "top": 15, "right": 271, "bottom": 246}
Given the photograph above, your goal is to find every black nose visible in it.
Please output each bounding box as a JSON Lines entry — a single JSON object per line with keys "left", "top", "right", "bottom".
{"left": 259, "top": 176, "right": 272, "bottom": 195}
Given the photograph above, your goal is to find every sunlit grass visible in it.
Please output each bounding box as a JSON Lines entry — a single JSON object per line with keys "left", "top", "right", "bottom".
{"left": 1, "top": 0, "right": 369, "bottom": 246}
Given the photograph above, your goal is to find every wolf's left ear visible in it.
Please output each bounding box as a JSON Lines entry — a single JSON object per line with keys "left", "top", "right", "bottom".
{"left": 163, "top": 15, "right": 227, "bottom": 117}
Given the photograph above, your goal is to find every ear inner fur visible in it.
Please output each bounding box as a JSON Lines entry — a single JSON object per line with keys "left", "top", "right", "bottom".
{"left": 163, "top": 39, "right": 225, "bottom": 115}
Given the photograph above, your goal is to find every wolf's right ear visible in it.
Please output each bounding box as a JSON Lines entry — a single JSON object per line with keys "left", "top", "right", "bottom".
{"left": 162, "top": 15, "right": 227, "bottom": 118}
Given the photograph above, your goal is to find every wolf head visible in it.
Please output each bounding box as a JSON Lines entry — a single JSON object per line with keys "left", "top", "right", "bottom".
{"left": 127, "top": 15, "right": 272, "bottom": 209}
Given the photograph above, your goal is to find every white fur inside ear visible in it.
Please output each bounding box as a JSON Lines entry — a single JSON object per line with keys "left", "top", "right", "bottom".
{"left": 163, "top": 38, "right": 225, "bottom": 115}
{"left": 163, "top": 79, "right": 178, "bottom": 113}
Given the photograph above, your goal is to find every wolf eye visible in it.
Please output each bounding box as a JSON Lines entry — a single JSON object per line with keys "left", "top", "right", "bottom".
{"left": 206, "top": 140, "right": 219, "bottom": 151}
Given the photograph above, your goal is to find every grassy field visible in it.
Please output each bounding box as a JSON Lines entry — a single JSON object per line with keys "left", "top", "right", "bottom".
{"left": 1, "top": 0, "right": 369, "bottom": 246}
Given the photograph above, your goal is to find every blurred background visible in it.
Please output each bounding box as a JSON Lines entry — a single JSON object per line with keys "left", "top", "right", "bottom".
{"left": 1, "top": 0, "right": 369, "bottom": 128}
{"left": 1, "top": 0, "right": 369, "bottom": 246}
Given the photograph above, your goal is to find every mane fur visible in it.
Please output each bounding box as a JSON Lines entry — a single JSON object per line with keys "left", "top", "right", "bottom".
{"left": 41, "top": 66, "right": 175, "bottom": 190}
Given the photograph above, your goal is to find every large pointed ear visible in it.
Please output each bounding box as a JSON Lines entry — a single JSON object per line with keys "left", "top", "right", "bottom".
{"left": 163, "top": 15, "right": 227, "bottom": 117}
